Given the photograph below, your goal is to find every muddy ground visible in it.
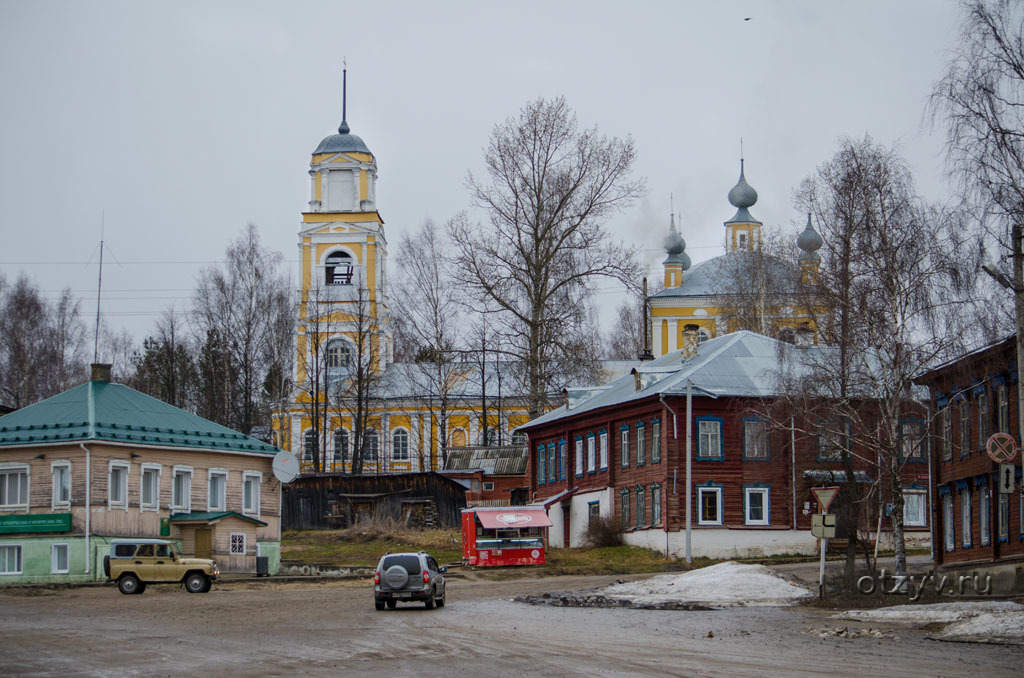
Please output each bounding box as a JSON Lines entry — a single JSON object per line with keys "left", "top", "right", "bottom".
{"left": 1, "top": 574, "right": 1022, "bottom": 677}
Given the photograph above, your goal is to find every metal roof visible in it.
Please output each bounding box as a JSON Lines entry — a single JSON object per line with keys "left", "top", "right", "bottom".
{"left": 443, "top": 446, "right": 528, "bottom": 475}
{"left": 168, "top": 511, "right": 268, "bottom": 526}
{"left": 0, "top": 380, "right": 278, "bottom": 455}
{"left": 521, "top": 331, "right": 827, "bottom": 430}
{"left": 650, "top": 251, "right": 799, "bottom": 299}
{"left": 313, "top": 132, "right": 372, "bottom": 155}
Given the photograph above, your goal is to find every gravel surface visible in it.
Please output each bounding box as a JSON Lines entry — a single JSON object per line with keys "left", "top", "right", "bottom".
{"left": 2, "top": 574, "right": 1023, "bottom": 677}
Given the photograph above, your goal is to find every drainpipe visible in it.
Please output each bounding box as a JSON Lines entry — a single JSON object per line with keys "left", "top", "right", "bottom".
{"left": 791, "top": 417, "right": 797, "bottom": 531}
{"left": 79, "top": 443, "right": 91, "bottom": 576}
{"left": 685, "top": 381, "right": 692, "bottom": 564}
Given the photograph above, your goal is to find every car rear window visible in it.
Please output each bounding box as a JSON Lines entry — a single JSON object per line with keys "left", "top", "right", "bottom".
{"left": 381, "top": 555, "right": 421, "bottom": 574}
{"left": 114, "top": 544, "right": 136, "bottom": 557}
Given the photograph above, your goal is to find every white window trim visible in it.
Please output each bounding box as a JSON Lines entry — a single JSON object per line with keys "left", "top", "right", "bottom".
{"left": 51, "top": 460, "right": 72, "bottom": 510}
{"left": 980, "top": 485, "right": 991, "bottom": 546}
{"left": 0, "top": 463, "right": 30, "bottom": 511}
{"left": 944, "top": 493, "right": 955, "bottom": 552}
{"left": 697, "top": 486, "right": 723, "bottom": 526}
{"left": 903, "top": 490, "right": 928, "bottom": 527}
{"left": 51, "top": 542, "right": 69, "bottom": 574}
{"left": 207, "top": 468, "right": 229, "bottom": 512}
{"left": 140, "top": 463, "right": 162, "bottom": 512}
{"left": 482, "top": 481, "right": 494, "bottom": 492}
{"left": 242, "top": 471, "right": 262, "bottom": 517}
{"left": 575, "top": 438, "right": 584, "bottom": 476}
{"left": 229, "top": 532, "right": 247, "bottom": 555}
{"left": 961, "top": 489, "right": 972, "bottom": 548}
{"left": 587, "top": 435, "right": 596, "bottom": 473}
{"left": 0, "top": 544, "right": 23, "bottom": 575}
{"left": 172, "top": 465, "right": 193, "bottom": 513}
{"left": 391, "top": 427, "right": 410, "bottom": 462}
{"left": 744, "top": 487, "right": 770, "bottom": 526}
{"left": 107, "top": 460, "right": 130, "bottom": 511}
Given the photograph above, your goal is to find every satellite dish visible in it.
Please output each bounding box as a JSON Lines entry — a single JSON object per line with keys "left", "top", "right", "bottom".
{"left": 272, "top": 450, "right": 300, "bottom": 483}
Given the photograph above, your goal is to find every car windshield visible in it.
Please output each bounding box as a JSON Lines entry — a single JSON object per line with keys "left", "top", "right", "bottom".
{"left": 381, "top": 555, "right": 421, "bottom": 574}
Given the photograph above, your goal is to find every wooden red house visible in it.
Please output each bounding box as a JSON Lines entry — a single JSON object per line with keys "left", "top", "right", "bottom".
{"left": 916, "top": 334, "right": 1021, "bottom": 579}
{"left": 519, "top": 331, "right": 930, "bottom": 559}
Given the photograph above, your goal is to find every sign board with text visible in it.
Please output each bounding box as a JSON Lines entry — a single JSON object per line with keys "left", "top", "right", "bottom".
{"left": 0, "top": 513, "right": 72, "bottom": 534}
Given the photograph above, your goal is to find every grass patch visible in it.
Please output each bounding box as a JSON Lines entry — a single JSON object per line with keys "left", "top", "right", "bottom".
{"left": 281, "top": 522, "right": 462, "bottom": 566}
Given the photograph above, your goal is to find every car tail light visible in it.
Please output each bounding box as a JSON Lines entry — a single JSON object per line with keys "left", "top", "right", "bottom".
{"left": 374, "top": 571, "right": 380, "bottom": 584}
{"left": 423, "top": 571, "right": 430, "bottom": 584}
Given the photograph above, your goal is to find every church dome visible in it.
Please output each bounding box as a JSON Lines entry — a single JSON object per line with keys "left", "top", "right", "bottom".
{"left": 727, "top": 160, "right": 758, "bottom": 209}
{"left": 797, "top": 213, "right": 823, "bottom": 252}
{"left": 313, "top": 120, "right": 372, "bottom": 155}
{"left": 663, "top": 214, "right": 691, "bottom": 270}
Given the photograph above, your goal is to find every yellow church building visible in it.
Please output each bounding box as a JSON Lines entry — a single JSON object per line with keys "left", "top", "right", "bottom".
{"left": 274, "top": 83, "right": 531, "bottom": 475}
{"left": 649, "top": 161, "right": 824, "bottom": 355}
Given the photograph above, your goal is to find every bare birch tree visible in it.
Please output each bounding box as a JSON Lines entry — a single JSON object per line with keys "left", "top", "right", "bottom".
{"left": 451, "top": 97, "right": 645, "bottom": 418}
{"left": 391, "top": 219, "right": 464, "bottom": 468}
{"left": 782, "top": 137, "right": 981, "bottom": 583}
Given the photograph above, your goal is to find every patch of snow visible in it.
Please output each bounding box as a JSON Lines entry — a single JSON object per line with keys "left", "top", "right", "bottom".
{"left": 599, "top": 561, "right": 813, "bottom": 607}
{"left": 837, "top": 601, "right": 1024, "bottom": 624}
{"left": 936, "top": 611, "right": 1024, "bottom": 644}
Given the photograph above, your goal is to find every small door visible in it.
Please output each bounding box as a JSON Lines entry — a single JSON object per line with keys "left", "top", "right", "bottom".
{"left": 195, "top": 528, "right": 212, "bottom": 559}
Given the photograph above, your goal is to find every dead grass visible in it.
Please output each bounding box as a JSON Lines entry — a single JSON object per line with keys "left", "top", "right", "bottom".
{"left": 281, "top": 519, "right": 463, "bottom": 566}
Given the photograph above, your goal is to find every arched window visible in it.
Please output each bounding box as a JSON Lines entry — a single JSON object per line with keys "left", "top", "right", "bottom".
{"left": 363, "top": 429, "right": 379, "bottom": 461}
{"left": 326, "top": 339, "right": 351, "bottom": 369}
{"left": 450, "top": 428, "right": 467, "bottom": 447}
{"left": 325, "top": 250, "right": 354, "bottom": 286}
{"left": 697, "top": 328, "right": 711, "bottom": 344}
{"left": 302, "top": 430, "right": 317, "bottom": 462}
{"left": 333, "top": 429, "right": 349, "bottom": 463}
{"left": 392, "top": 429, "right": 409, "bottom": 461}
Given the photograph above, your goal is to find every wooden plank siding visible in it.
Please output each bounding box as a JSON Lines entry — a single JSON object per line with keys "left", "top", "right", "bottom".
{"left": 282, "top": 472, "right": 466, "bottom": 529}
{"left": 0, "top": 442, "right": 279, "bottom": 545}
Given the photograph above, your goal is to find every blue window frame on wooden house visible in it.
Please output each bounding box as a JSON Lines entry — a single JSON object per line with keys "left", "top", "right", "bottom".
{"left": 742, "top": 417, "right": 769, "bottom": 460}
{"left": 575, "top": 436, "right": 584, "bottom": 478}
{"left": 558, "top": 439, "right": 567, "bottom": 481}
{"left": 537, "top": 445, "right": 546, "bottom": 485}
{"left": 696, "top": 415, "right": 724, "bottom": 461}
{"left": 651, "top": 418, "right": 661, "bottom": 463}
{"left": 620, "top": 425, "right": 630, "bottom": 468}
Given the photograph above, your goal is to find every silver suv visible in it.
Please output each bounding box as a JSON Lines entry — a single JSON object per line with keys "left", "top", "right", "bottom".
{"left": 373, "top": 551, "right": 446, "bottom": 610}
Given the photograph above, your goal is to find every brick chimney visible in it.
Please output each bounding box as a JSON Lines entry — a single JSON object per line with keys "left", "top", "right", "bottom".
{"left": 91, "top": 363, "right": 112, "bottom": 383}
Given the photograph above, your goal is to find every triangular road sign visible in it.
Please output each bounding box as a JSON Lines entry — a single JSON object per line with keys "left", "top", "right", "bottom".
{"left": 811, "top": 486, "right": 840, "bottom": 513}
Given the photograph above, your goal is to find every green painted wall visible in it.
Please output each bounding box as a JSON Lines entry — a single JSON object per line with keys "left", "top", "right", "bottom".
{"left": 258, "top": 541, "right": 281, "bottom": 575}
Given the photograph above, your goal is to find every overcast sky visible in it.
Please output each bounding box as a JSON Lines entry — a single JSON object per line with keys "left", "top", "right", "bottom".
{"left": 0, "top": 1, "right": 964, "bottom": 345}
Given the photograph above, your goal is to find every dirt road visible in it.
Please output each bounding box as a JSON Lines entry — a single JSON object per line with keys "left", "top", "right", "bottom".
{"left": 1, "top": 574, "right": 1020, "bottom": 677}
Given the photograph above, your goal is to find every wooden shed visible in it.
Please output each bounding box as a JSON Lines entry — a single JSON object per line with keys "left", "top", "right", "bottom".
{"left": 282, "top": 472, "right": 467, "bottom": 530}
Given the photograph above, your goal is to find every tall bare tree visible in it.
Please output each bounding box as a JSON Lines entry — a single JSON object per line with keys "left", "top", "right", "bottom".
{"left": 131, "top": 307, "right": 197, "bottom": 409}
{"left": 193, "top": 223, "right": 290, "bottom": 434}
{"left": 0, "top": 273, "right": 88, "bottom": 408}
{"left": 451, "top": 97, "right": 645, "bottom": 418}
{"left": 783, "top": 137, "right": 981, "bottom": 582}
{"left": 334, "top": 276, "right": 385, "bottom": 475}
{"left": 391, "top": 219, "right": 464, "bottom": 467}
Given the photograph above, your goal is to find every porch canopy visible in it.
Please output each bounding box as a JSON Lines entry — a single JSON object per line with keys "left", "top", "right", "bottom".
{"left": 475, "top": 508, "right": 553, "bottom": 529}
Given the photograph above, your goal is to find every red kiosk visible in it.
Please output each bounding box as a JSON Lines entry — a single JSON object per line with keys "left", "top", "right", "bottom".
{"left": 461, "top": 506, "right": 553, "bottom": 567}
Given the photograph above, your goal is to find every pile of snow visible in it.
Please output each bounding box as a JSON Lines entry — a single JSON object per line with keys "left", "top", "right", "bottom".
{"left": 837, "top": 601, "right": 1024, "bottom": 645}
{"left": 837, "top": 601, "right": 1024, "bottom": 625}
{"left": 598, "top": 561, "right": 814, "bottom": 608}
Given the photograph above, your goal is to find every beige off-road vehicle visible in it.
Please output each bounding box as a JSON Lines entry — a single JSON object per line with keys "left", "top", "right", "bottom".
{"left": 104, "top": 538, "right": 219, "bottom": 594}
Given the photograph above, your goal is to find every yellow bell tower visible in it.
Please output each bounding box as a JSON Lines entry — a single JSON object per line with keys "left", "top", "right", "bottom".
{"left": 296, "top": 69, "right": 390, "bottom": 386}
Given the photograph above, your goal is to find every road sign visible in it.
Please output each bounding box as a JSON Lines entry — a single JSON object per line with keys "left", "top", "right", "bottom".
{"left": 811, "top": 486, "right": 840, "bottom": 513}
{"left": 811, "top": 513, "right": 836, "bottom": 539}
{"left": 1000, "top": 462, "right": 1016, "bottom": 494}
{"left": 272, "top": 450, "right": 300, "bottom": 483}
{"left": 987, "top": 432, "right": 1017, "bottom": 463}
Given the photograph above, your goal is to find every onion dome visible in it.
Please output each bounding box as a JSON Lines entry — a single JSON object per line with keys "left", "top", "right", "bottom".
{"left": 797, "top": 212, "right": 823, "bottom": 263}
{"left": 728, "top": 159, "right": 758, "bottom": 209}
{"left": 663, "top": 214, "right": 691, "bottom": 270}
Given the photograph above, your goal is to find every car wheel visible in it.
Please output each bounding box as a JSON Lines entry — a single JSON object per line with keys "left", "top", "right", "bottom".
{"left": 386, "top": 600, "right": 397, "bottom": 609}
{"left": 118, "top": 574, "right": 140, "bottom": 595}
{"left": 436, "top": 591, "right": 445, "bottom": 608}
{"left": 136, "top": 582, "right": 147, "bottom": 595}
{"left": 424, "top": 590, "right": 435, "bottom": 609}
{"left": 185, "top": 573, "right": 208, "bottom": 593}
{"left": 201, "top": 577, "right": 212, "bottom": 593}
{"left": 375, "top": 600, "right": 385, "bottom": 611}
